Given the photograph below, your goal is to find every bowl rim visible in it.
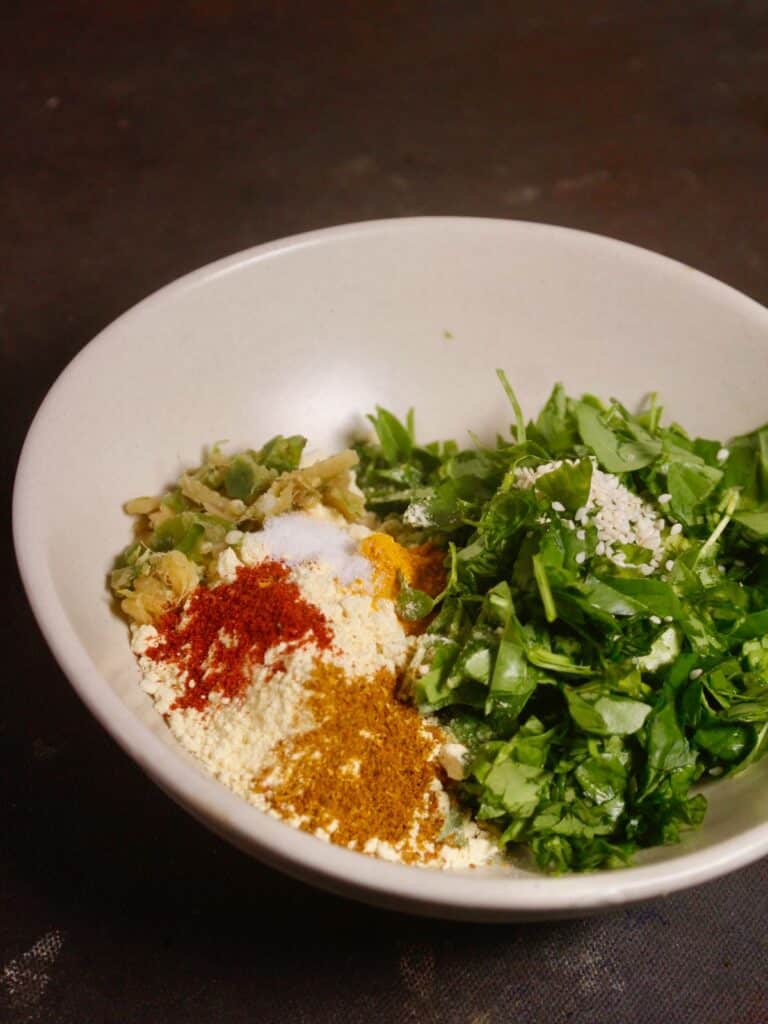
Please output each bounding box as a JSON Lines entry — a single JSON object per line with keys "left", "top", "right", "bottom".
{"left": 13, "top": 216, "right": 768, "bottom": 919}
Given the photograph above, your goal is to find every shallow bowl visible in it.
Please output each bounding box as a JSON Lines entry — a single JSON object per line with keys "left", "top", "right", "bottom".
{"left": 13, "top": 217, "right": 768, "bottom": 920}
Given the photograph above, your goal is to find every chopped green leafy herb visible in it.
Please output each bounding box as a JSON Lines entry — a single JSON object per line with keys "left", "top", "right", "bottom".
{"left": 355, "top": 377, "right": 768, "bottom": 872}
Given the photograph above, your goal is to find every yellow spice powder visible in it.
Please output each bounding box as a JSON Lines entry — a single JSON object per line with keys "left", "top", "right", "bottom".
{"left": 359, "top": 535, "right": 446, "bottom": 633}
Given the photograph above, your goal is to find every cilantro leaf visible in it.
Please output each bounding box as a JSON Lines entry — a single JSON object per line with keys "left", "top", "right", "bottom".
{"left": 355, "top": 378, "right": 768, "bottom": 873}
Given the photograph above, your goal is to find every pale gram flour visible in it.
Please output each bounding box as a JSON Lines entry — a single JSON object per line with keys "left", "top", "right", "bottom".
{"left": 131, "top": 521, "right": 499, "bottom": 869}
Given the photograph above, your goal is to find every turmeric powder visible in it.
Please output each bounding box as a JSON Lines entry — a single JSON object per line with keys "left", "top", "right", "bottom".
{"left": 360, "top": 534, "right": 446, "bottom": 624}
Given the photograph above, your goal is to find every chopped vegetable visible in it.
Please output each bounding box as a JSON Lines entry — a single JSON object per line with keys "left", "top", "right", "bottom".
{"left": 356, "top": 378, "right": 768, "bottom": 872}
{"left": 111, "top": 439, "right": 364, "bottom": 618}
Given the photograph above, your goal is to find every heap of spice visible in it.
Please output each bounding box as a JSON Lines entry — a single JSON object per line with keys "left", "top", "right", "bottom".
{"left": 360, "top": 533, "right": 446, "bottom": 602}
{"left": 257, "top": 664, "right": 449, "bottom": 862}
{"left": 148, "top": 560, "right": 333, "bottom": 713}
{"left": 129, "top": 514, "right": 499, "bottom": 869}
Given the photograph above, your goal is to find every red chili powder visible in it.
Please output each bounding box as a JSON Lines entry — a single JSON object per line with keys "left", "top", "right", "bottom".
{"left": 147, "top": 560, "right": 333, "bottom": 712}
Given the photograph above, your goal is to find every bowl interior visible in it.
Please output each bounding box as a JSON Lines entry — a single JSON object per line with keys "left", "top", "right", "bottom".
{"left": 14, "top": 218, "right": 768, "bottom": 918}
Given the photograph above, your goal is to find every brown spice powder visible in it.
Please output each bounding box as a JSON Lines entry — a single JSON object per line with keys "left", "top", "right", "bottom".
{"left": 256, "top": 665, "right": 448, "bottom": 863}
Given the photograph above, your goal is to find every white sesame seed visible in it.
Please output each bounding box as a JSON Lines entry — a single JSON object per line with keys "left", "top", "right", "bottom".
{"left": 665, "top": 559, "right": 675, "bottom": 571}
{"left": 716, "top": 447, "right": 729, "bottom": 462}
{"left": 664, "top": 615, "right": 674, "bottom": 623}
{"left": 575, "top": 551, "right": 586, "bottom": 565}
{"left": 658, "top": 493, "right": 672, "bottom": 505}
{"left": 689, "top": 668, "right": 703, "bottom": 680}
{"left": 670, "top": 522, "right": 683, "bottom": 536}
{"left": 650, "top": 615, "right": 662, "bottom": 625}
{"left": 718, "top": 564, "right": 726, "bottom": 574}
{"left": 515, "top": 459, "right": 664, "bottom": 574}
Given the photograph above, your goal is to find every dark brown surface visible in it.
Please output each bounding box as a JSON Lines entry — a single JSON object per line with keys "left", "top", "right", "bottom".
{"left": 3, "top": 3, "right": 768, "bottom": 1022}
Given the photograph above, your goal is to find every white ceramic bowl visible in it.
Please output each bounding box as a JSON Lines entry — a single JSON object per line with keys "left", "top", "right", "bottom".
{"left": 14, "top": 218, "right": 768, "bottom": 920}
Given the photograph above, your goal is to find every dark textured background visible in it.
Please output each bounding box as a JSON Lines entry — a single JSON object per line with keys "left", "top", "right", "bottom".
{"left": 3, "top": 2, "right": 768, "bottom": 1021}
